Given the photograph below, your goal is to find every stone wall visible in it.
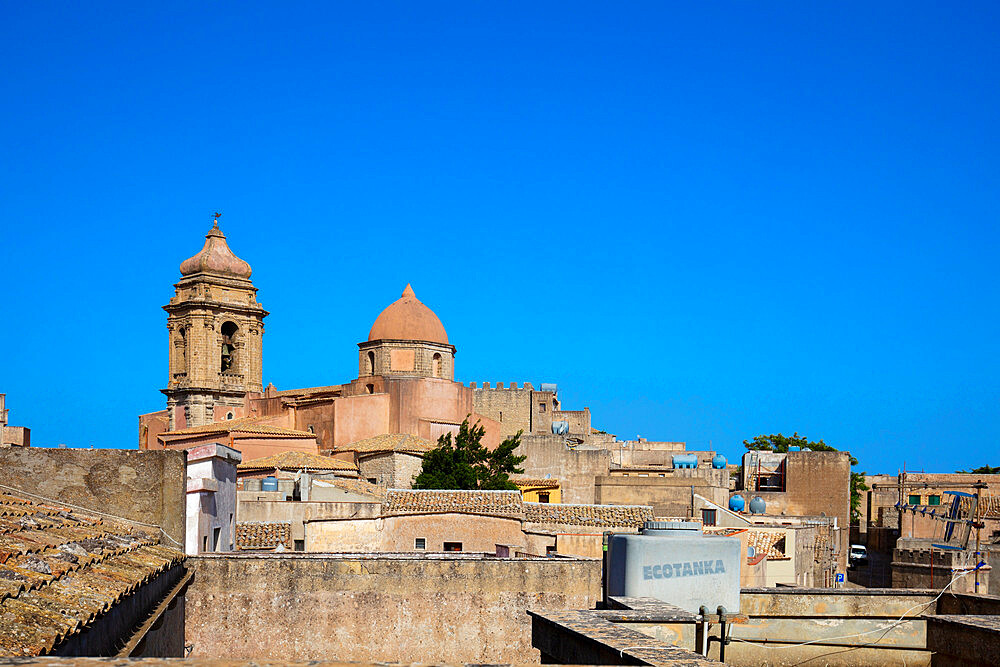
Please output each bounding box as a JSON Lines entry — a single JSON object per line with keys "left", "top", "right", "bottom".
{"left": 184, "top": 553, "right": 602, "bottom": 662}
{"left": 0, "top": 447, "right": 186, "bottom": 546}
{"left": 472, "top": 383, "right": 533, "bottom": 437}
{"left": 892, "top": 541, "right": 992, "bottom": 594}
{"left": 357, "top": 451, "right": 423, "bottom": 488}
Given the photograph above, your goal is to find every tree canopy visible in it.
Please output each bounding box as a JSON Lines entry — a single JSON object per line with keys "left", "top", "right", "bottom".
{"left": 412, "top": 418, "right": 526, "bottom": 491}
{"left": 956, "top": 465, "right": 1000, "bottom": 474}
{"left": 743, "top": 432, "right": 868, "bottom": 524}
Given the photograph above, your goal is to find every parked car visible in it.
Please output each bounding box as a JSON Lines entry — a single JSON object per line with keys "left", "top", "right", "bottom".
{"left": 849, "top": 544, "right": 868, "bottom": 567}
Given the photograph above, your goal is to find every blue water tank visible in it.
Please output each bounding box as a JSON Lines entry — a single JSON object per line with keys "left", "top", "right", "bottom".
{"left": 551, "top": 421, "right": 569, "bottom": 435}
{"left": 261, "top": 476, "right": 278, "bottom": 492}
{"left": 712, "top": 454, "right": 727, "bottom": 469}
{"left": 788, "top": 446, "right": 800, "bottom": 452}
{"left": 729, "top": 495, "right": 746, "bottom": 512}
{"left": 749, "top": 496, "right": 766, "bottom": 515}
{"left": 672, "top": 454, "right": 698, "bottom": 469}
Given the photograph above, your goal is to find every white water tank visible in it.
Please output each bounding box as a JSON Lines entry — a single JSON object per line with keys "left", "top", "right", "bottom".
{"left": 606, "top": 521, "right": 741, "bottom": 613}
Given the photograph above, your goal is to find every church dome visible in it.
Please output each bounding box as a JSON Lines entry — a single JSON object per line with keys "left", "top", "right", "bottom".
{"left": 179, "top": 221, "right": 252, "bottom": 279}
{"left": 368, "top": 284, "right": 449, "bottom": 344}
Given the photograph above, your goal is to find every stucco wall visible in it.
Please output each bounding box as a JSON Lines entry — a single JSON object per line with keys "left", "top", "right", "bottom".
{"left": 0, "top": 447, "right": 185, "bottom": 547}
{"left": 594, "top": 471, "right": 728, "bottom": 517}
{"left": 184, "top": 553, "right": 602, "bottom": 662}
{"left": 519, "top": 434, "right": 611, "bottom": 504}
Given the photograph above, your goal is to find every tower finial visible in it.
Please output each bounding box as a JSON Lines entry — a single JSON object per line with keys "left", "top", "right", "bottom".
{"left": 212, "top": 211, "right": 222, "bottom": 228}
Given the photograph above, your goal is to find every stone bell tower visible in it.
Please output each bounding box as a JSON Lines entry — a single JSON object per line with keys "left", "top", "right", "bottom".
{"left": 162, "top": 217, "right": 267, "bottom": 430}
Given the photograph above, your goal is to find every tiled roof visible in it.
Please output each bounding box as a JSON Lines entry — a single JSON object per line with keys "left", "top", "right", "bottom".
{"left": 383, "top": 490, "right": 524, "bottom": 518}
{"left": 512, "top": 478, "right": 560, "bottom": 489}
{"left": 524, "top": 503, "right": 654, "bottom": 528}
{"left": 0, "top": 492, "right": 185, "bottom": 656}
{"left": 235, "top": 522, "right": 291, "bottom": 551}
{"left": 162, "top": 417, "right": 315, "bottom": 438}
{"left": 336, "top": 433, "right": 437, "bottom": 455}
{"left": 238, "top": 450, "right": 357, "bottom": 473}
{"left": 980, "top": 495, "right": 1000, "bottom": 518}
{"left": 747, "top": 529, "right": 789, "bottom": 560}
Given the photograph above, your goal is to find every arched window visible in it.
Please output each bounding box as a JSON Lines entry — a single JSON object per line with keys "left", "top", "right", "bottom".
{"left": 432, "top": 353, "right": 443, "bottom": 377}
{"left": 226, "top": 411, "right": 234, "bottom": 420}
{"left": 176, "top": 327, "right": 187, "bottom": 374}
{"left": 366, "top": 383, "right": 374, "bottom": 394}
{"left": 221, "top": 322, "right": 238, "bottom": 372}
{"left": 307, "top": 425, "right": 315, "bottom": 434}
{"left": 367, "top": 351, "right": 376, "bottom": 375}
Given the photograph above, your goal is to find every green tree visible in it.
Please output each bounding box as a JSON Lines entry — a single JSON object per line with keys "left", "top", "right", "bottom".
{"left": 957, "top": 465, "right": 1000, "bottom": 474}
{"left": 743, "top": 432, "right": 868, "bottom": 524}
{"left": 413, "top": 418, "right": 526, "bottom": 490}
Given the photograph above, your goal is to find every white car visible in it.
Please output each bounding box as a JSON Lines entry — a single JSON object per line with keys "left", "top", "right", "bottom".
{"left": 849, "top": 544, "right": 868, "bottom": 567}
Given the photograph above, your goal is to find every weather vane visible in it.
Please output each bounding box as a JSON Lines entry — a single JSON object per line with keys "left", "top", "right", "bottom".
{"left": 212, "top": 211, "right": 223, "bottom": 222}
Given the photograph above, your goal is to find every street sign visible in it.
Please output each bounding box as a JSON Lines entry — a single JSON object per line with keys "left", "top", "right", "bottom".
{"left": 835, "top": 573, "right": 845, "bottom": 583}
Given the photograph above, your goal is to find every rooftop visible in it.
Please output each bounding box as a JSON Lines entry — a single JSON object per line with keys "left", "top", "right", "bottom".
{"left": 235, "top": 522, "right": 292, "bottom": 551}
{"left": 0, "top": 492, "right": 185, "bottom": 656}
{"left": 162, "top": 417, "right": 315, "bottom": 439}
{"left": 238, "top": 450, "right": 357, "bottom": 473}
{"left": 383, "top": 489, "right": 524, "bottom": 518}
{"left": 367, "top": 284, "right": 449, "bottom": 345}
{"left": 524, "top": 502, "right": 653, "bottom": 528}
{"left": 336, "top": 433, "right": 437, "bottom": 455}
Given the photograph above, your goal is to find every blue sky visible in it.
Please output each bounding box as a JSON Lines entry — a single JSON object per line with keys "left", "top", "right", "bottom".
{"left": 1, "top": 2, "right": 997, "bottom": 473}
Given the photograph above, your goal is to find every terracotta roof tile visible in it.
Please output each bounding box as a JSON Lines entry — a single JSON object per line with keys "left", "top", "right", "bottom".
{"left": 0, "top": 492, "right": 184, "bottom": 656}
{"left": 383, "top": 490, "right": 524, "bottom": 518}
{"left": 524, "top": 503, "right": 654, "bottom": 528}
{"left": 747, "top": 529, "right": 789, "bottom": 561}
{"left": 162, "top": 417, "right": 315, "bottom": 438}
{"left": 236, "top": 522, "right": 292, "bottom": 551}
{"left": 238, "top": 450, "right": 357, "bottom": 473}
{"left": 336, "top": 433, "right": 438, "bottom": 455}
{"left": 512, "top": 478, "right": 560, "bottom": 489}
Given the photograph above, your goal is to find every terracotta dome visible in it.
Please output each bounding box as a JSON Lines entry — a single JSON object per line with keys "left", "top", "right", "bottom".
{"left": 179, "top": 221, "right": 252, "bottom": 279}
{"left": 368, "top": 284, "right": 449, "bottom": 344}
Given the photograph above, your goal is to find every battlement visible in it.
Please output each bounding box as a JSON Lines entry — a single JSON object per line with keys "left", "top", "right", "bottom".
{"left": 469, "top": 382, "right": 537, "bottom": 391}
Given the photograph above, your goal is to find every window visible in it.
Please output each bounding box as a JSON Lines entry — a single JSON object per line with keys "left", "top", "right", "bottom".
{"left": 538, "top": 492, "right": 550, "bottom": 503}
{"left": 415, "top": 538, "right": 426, "bottom": 550}
{"left": 443, "top": 542, "right": 462, "bottom": 552}
{"left": 366, "top": 383, "right": 374, "bottom": 394}
{"left": 202, "top": 536, "right": 208, "bottom": 553}
{"left": 367, "top": 478, "right": 378, "bottom": 484}
{"left": 539, "top": 403, "right": 546, "bottom": 413}
{"left": 928, "top": 495, "right": 941, "bottom": 505}
{"left": 432, "top": 353, "right": 443, "bottom": 377}
{"left": 226, "top": 411, "right": 234, "bottom": 420}
{"left": 367, "top": 351, "right": 376, "bottom": 375}
{"left": 220, "top": 322, "right": 238, "bottom": 372}
{"left": 212, "top": 527, "right": 221, "bottom": 552}
{"left": 702, "top": 509, "right": 717, "bottom": 527}
{"left": 546, "top": 545, "right": 557, "bottom": 556}
{"left": 294, "top": 540, "right": 304, "bottom": 552}
{"left": 908, "top": 494, "right": 921, "bottom": 505}
{"left": 307, "top": 425, "right": 315, "bottom": 434}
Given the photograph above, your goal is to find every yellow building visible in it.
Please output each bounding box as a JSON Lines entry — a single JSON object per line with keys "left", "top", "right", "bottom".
{"left": 514, "top": 478, "right": 560, "bottom": 503}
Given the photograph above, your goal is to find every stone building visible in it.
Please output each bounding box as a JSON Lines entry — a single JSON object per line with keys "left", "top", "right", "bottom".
{"left": 740, "top": 449, "right": 852, "bottom": 570}
{"left": 862, "top": 471, "right": 1000, "bottom": 547}
{"left": 185, "top": 443, "right": 242, "bottom": 555}
{"left": 140, "top": 221, "right": 599, "bottom": 458}
{"left": 0, "top": 393, "right": 30, "bottom": 447}
{"left": 161, "top": 219, "right": 267, "bottom": 431}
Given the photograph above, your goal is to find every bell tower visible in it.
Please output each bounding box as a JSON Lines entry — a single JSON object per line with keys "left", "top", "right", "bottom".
{"left": 162, "top": 217, "right": 268, "bottom": 430}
